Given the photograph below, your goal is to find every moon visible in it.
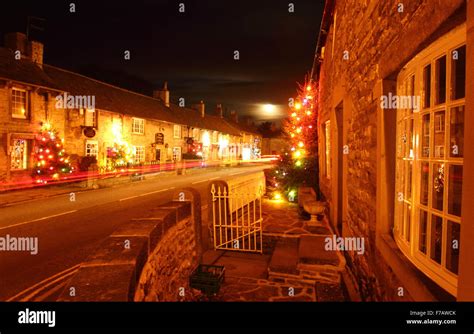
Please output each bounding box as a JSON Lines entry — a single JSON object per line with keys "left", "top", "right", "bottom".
{"left": 263, "top": 104, "right": 276, "bottom": 113}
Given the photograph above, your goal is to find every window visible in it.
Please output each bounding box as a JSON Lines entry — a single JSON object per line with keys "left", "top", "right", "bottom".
{"left": 12, "top": 88, "right": 28, "bottom": 119}
{"left": 10, "top": 139, "right": 28, "bottom": 170}
{"left": 173, "top": 125, "right": 181, "bottom": 138}
{"left": 395, "top": 24, "right": 465, "bottom": 296}
{"left": 172, "top": 147, "right": 181, "bottom": 161}
{"left": 133, "top": 146, "right": 145, "bottom": 163}
{"left": 132, "top": 118, "right": 145, "bottom": 134}
{"left": 324, "top": 120, "right": 331, "bottom": 179}
{"left": 84, "top": 108, "right": 97, "bottom": 127}
{"left": 192, "top": 128, "right": 200, "bottom": 140}
{"left": 85, "top": 140, "right": 98, "bottom": 158}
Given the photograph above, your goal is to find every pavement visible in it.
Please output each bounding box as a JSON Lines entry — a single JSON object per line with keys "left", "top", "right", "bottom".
{"left": 199, "top": 198, "right": 349, "bottom": 302}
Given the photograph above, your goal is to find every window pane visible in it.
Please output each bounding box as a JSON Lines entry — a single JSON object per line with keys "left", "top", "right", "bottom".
{"left": 448, "top": 165, "right": 463, "bottom": 216}
{"left": 432, "top": 163, "right": 444, "bottom": 211}
{"left": 450, "top": 106, "right": 464, "bottom": 157}
{"left": 419, "top": 210, "right": 428, "bottom": 254}
{"left": 10, "top": 139, "right": 28, "bottom": 170}
{"left": 406, "top": 161, "right": 413, "bottom": 201}
{"left": 435, "top": 56, "right": 446, "bottom": 104}
{"left": 423, "top": 65, "right": 431, "bottom": 108}
{"left": 433, "top": 111, "right": 445, "bottom": 158}
{"left": 421, "top": 114, "right": 430, "bottom": 157}
{"left": 451, "top": 45, "right": 466, "bottom": 100}
{"left": 430, "top": 215, "right": 443, "bottom": 264}
{"left": 404, "top": 203, "right": 411, "bottom": 242}
{"left": 420, "top": 162, "right": 429, "bottom": 206}
{"left": 446, "top": 221, "right": 460, "bottom": 274}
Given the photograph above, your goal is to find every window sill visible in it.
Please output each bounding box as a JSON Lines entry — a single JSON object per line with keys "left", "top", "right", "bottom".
{"left": 378, "top": 233, "right": 443, "bottom": 301}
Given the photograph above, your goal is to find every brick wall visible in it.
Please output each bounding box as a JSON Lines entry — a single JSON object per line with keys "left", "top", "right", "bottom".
{"left": 318, "top": 0, "right": 465, "bottom": 300}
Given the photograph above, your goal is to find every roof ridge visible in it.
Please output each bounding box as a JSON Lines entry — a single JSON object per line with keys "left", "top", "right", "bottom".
{"left": 43, "top": 63, "right": 167, "bottom": 105}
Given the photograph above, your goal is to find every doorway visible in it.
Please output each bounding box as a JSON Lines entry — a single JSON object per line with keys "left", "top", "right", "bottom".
{"left": 335, "top": 102, "right": 345, "bottom": 236}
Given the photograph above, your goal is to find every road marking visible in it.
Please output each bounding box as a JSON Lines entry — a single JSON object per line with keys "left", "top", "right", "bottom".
{"left": 120, "top": 187, "right": 175, "bottom": 201}
{"left": 229, "top": 172, "right": 244, "bottom": 176}
{"left": 0, "top": 210, "right": 78, "bottom": 231}
{"left": 192, "top": 179, "right": 209, "bottom": 185}
{"left": 119, "top": 195, "right": 139, "bottom": 201}
{"left": 139, "top": 187, "right": 175, "bottom": 197}
{"left": 208, "top": 177, "right": 220, "bottom": 180}
{"left": 7, "top": 264, "right": 80, "bottom": 302}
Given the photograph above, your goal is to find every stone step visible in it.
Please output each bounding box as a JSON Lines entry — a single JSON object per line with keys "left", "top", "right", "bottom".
{"left": 297, "top": 235, "right": 346, "bottom": 284}
{"left": 268, "top": 239, "right": 299, "bottom": 276}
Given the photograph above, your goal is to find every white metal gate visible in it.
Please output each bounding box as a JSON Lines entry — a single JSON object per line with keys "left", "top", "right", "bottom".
{"left": 211, "top": 184, "right": 263, "bottom": 253}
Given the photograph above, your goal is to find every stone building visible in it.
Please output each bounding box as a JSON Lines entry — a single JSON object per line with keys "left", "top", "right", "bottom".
{"left": 315, "top": 0, "right": 473, "bottom": 301}
{"left": 0, "top": 32, "right": 260, "bottom": 184}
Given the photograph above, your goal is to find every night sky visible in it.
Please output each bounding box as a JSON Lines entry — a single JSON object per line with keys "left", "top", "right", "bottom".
{"left": 0, "top": 0, "right": 323, "bottom": 122}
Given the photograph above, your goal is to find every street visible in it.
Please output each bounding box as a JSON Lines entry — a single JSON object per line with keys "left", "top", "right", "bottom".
{"left": 0, "top": 164, "right": 268, "bottom": 301}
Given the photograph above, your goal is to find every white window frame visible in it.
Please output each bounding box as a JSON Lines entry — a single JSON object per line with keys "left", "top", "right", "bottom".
{"left": 394, "top": 23, "right": 465, "bottom": 296}
{"left": 85, "top": 140, "right": 99, "bottom": 158}
{"left": 172, "top": 146, "right": 181, "bottom": 161}
{"left": 173, "top": 125, "right": 181, "bottom": 139}
{"left": 11, "top": 88, "right": 28, "bottom": 119}
{"left": 133, "top": 145, "right": 145, "bottom": 163}
{"left": 84, "top": 108, "right": 97, "bottom": 128}
{"left": 132, "top": 118, "right": 145, "bottom": 134}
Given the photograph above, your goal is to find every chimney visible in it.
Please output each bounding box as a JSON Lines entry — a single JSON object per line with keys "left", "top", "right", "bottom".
{"left": 197, "top": 100, "right": 205, "bottom": 117}
{"left": 230, "top": 110, "right": 238, "bottom": 123}
{"left": 216, "top": 104, "right": 223, "bottom": 118}
{"left": 28, "top": 40, "right": 44, "bottom": 68}
{"left": 4, "top": 32, "right": 44, "bottom": 68}
{"left": 153, "top": 81, "right": 170, "bottom": 107}
{"left": 4, "top": 32, "right": 27, "bottom": 55}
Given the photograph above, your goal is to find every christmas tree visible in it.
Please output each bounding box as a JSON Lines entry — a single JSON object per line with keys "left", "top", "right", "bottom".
{"left": 32, "top": 125, "right": 73, "bottom": 183}
{"left": 268, "top": 75, "right": 319, "bottom": 201}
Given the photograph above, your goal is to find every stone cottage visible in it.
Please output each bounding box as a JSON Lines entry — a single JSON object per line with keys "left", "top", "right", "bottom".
{"left": 0, "top": 32, "right": 261, "bottom": 184}
{"left": 315, "top": 0, "right": 473, "bottom": 301}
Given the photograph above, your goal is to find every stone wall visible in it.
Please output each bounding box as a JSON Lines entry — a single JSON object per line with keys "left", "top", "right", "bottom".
{"left": 59, "top": 189, "right": 202, "bottom": 301}
{"left": 0, "top": 83, "right": 65, "bottom": 182}
{"left": 318, "top": 0, "right": 465, "bottom": 300}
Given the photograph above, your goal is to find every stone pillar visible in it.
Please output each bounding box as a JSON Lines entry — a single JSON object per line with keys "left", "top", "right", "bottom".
{"left": 457, "top": 0, "right": 474, "bottom": 301}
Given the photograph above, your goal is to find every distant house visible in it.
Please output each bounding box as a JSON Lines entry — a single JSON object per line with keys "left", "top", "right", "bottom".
{"left": 0, "top": 32, "right": 261, "bottom": 184}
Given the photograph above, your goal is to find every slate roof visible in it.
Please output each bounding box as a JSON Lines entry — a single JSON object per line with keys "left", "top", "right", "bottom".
{"left": 0, "top": 46, "right": 259, "bottom": 138}
{"left": 0, "top": 47, "right": 58, "bottom": 89}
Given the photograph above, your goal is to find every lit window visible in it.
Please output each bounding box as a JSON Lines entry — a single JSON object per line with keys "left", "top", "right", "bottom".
{"left": 12, "top": 88, "right": 28, "bottom": 119}
{"left": 173, "top": 125, "right": 181, "bottom": 138}
{"left": 132, "top": 118, "right": 145, "bottom": 134}
{"left": 395, "top": 24, "right": 465, "bottom": 296}
{"left": 84, "top": 108, "right": 97, "bottom": 127}
{"left": 85, "top": 140, "right": 98, "bottom": 158}
{"left": 134, "top": 146, "right": 145, "bottom": 163}
{"left": 172, "top": 147, "right": 181, "bottom": 161}
{"left": 324, "top": 120, "right": 331, "bottom": 179}
{"left": 10, "top": 139, "right": 28, "bottom": 170}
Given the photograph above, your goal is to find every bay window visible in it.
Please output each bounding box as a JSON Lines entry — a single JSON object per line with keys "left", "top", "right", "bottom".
{"left": 394, "top": 24, "right": 465, "bottom": 296}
